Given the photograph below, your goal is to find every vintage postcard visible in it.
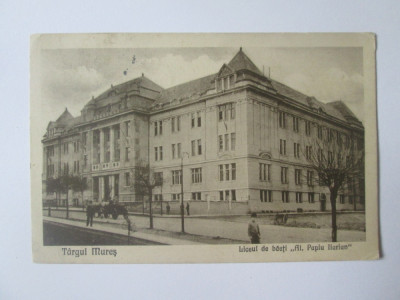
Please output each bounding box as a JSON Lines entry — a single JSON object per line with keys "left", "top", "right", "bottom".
{"left": 31, "top": 33, "right": 378, "bottom": 263}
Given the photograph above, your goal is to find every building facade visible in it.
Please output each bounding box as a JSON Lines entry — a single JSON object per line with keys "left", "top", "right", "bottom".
{"left": 42, "top": 48, "right": 365, "bottom": 213}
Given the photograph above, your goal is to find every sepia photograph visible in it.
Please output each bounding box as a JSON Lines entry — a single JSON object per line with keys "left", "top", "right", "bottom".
{"left": 30, "top": 33, "right": 378, "bottom": 263}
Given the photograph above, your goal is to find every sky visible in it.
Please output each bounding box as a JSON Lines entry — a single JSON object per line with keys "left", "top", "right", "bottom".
{"left": 38, "top": 46, "right": 364, "bottom": 135}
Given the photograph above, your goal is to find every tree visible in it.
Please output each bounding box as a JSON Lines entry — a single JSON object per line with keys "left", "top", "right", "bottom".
{"left": 305, "top": 131, "right": 364, "bottom": 242}
{"left": 131, "top": 161, "right": 163, "bottom": 229}
{"left": 46, "top": 177, "right": 63, "bottom": 206}
{"left": 71, "top": 175, "right": 89, "bottom": 207}
{"left": 59, "top": 174, "right": 76, "bottom": 219}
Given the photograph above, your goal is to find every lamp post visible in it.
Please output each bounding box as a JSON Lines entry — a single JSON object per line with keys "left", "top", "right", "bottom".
{"left": 180, "top": 152, "right": 189, "bottom": 233}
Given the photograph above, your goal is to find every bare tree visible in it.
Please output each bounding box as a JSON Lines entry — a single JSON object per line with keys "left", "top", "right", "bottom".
{"left": 71, "top": 175, "right": 89, "bottom": 207}
{"left": 303, "top": 129, "right": 364, "bottom": 242}
{"left": 130, "top": 161, "right": 163, "bottom": 229}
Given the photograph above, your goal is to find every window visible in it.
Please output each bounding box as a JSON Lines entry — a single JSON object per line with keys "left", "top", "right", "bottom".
{"left": 63, "top": 162, "right": 69, "bottom": 175}
{"left": 307, "top": 171, "right": 314, "bottom": 186}
{"left": 218, "top": 103, "right": 236, "bottom": 121}
{"left": 154, "top": 172, "right": 163, "bottom": 185}
{"left": 229, "top": 75, "right": 235, "bottom": 88}
{"left": 191, "top": 113, "right": 195, "bottom": 128}
{"left": 125, "top": 147, "right": 130, "bottom": 162}
{"left": 328, "top": 151, "right": 334, "bottom": 164}
{"left": 159, "top": 121, "right": 162, "bottom": 135}
{"left": 259, "top": 163, "right": 270, "bottom": 181}
{"left": 47, "top": 146, "right": 54, "bottom": 157}
{"left": 295, "top": 169, "right": 302, "bottom": 185}
{"left": 154, "top": 194, "right": 163, "bottom": 201}
{"left": 172, "top": 170, "right": 182, "bottom": 185}
{"left": 308, "top": 192, "right": 315, "bottom": 203}
{"left": 191, "top": 140, "right": 202, "bottom": 156}
{"left": 74, "top": 141, "right": 80, "bottom": 153}
{"left": 177, "top": 143, "right": 181, "bottom": 158}
{"left": 293, "top": 116, "right": 299, "bottom": 132}
{"left": 317, "top": 148, "right": 323, "bottom": 162}
{"left": 305, "top": 120, "right": 311, "bottom": 136}
{"left": 191, "top": 140, "right": 196, "bottom": 156}
{"left": 231, "top": 163, "right": 236, "bottom": 180}
{"left": 337, "top": 131, "right": 342, "bottom": 146}
{"left": 296, "top": 192, "right": 302, "bottom": 203}
{"left": 306, "top": 146, "right": 312, "bottom": 160}
{"left": 83, "top": 154, "right": 88, "bottom": 167}
{"left": 192, "top": 192, "right": 201, "bottom": 201}
{"left": 172, "top": 144, "right": 176, "bottom": 159}
{"left": 105, "top": 151, "right": 110, "bottom": 163}
{"left": 328, "top": 128, "right": 334, "bottom": 142}
{"left": 279, "top": 111, "right": 286, "bottom": 128}
{"left": 115, "top": 127, "right": 120, "bottom": 140}
{"left": 197, "top": 112, "right": 201, "bottom": 127}
{"left": 125, "top": 121, "right": 130, "bottom": 137}
{"left": 171, "top": 117, "right": 175, "bottom": 132}
{"left": 231, "top": 133, "right": 236, "bottom": 150}
{"left": 104, "top": 129, "right": 110, "bottom": 143}
{"left": 172, "top": 193, "right": 181, "bottom": 201}
{"left": 124, "top": 172, "right": 130, "bottom": 186}
{"left": 197, "top": 140, "right": 202, "bottom": 155}
{"left": 280, "top": 139, "right": 287, "bottom": 155}
{"left": 318, "top": 126, "right": 323, "bottom": 139}
{"left": 219, "top": 190, "right": 236, "bottom": 201}
{"left": 155, "top": 146, "right": 163, "bottom": 161}
{"left": 281, "top": 191, "right": 289, "bottom": 203}
{"left": 281, "top": 167, "right": 288, "bottom": 184}
{"left": 294, "top": 142, "right": 300, "bottom": 158}
{"left": 339, "top": 195, "right": 345, "bottom": 204}
{"left": 224, "top": 134, "right": 229, "bottom": 151}
{"left": 154, "top": 121, "right": 159, "bottom": 136}
{"left": 260, "top": 190, "right": 272, "bottom": 202}
{"left": 231, "top": 190, "right": 236, "bottom": 201}
{"left": 349, "top": 196, "right": 354, "bottom": 204}
{"left": 218, "top": 133, "right": 235, "bottom": 152}
{"left": 219, "top": 163, "right": 236, "bottom": 181}
{"left": 177, "top": 116, "right": 181, "bottom": 131}
{"left": 191, "top": 168, "right": 202, "bottom": 183}
{"left": 63, "top": 143, "right": 69, "bottom": 154}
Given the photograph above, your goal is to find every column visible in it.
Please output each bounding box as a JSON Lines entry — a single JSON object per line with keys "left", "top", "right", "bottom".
{"left": 110, "top": 126, "right": 114, "bottom": 162}
{"left": 99, "top": 128, "right": 104, "bottom": 163}
{"left": 110, "top": 175, "right": 115, "bottom": 199}
{"left": 99, "top": 176, "right": 104, "bottom": 201}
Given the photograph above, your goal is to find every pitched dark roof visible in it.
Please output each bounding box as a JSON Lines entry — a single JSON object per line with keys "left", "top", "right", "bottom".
{"left": 155, "top": 73, "right": 216, "bottom": 104}
{"left": 55, "top": 108, "right": 74, "bottom": 124}
{"left": 270, "top": 79, "right": 349, "bottom": 122}
{"left": 95, "top": 75, "right": 164, "bottom": 102}
{"left": 326, "top": 101, "right": 362, "bottom": 125}
{"left": 227, "top": 48, "right": 263, "bottom": 76}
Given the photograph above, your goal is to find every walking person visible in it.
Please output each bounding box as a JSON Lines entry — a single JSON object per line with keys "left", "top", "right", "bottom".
{"left": 186, "top": 202, "right": 190, "bottom": 216}
{"left": 248, "top": 212, "right": 261, "bottom": 244}
{"left": 86, "top": 201, "right": 94, "bottom": 227}
{"left": 166, "top": 203, "right": 170, "bottom": 215}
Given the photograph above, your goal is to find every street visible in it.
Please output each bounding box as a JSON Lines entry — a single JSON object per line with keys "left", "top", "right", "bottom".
{"left": 43, "top": 220, "right": 162, "bottom": 246}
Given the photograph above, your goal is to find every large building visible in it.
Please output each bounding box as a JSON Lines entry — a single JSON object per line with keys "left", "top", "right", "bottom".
{"left": 42, "top": 48, "right": 365, "bottom": 214}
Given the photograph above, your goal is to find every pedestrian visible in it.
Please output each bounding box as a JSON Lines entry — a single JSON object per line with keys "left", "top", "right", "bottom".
{"left": 166, "top": 203, "right": 170, "bottom": 215}
{"left": 186, "top": 202, "right": 190, "bottom": 216}
{"left": 86, "top": 201, "right": 94, "bottom": 227}
{"left": 248, "top": 212, "right": 261, "bottom": 244}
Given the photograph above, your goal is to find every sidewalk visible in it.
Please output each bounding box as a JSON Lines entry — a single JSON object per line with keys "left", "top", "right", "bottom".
{"left": 44, "top": 209, "right": 366, "bottom": 244}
